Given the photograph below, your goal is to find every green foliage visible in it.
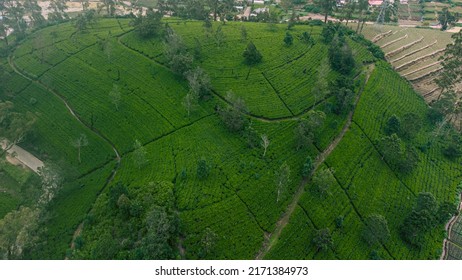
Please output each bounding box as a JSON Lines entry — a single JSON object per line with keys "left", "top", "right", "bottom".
{"left": 400, "top": 192, "right": 447, "bottom": 248}
{"left": 275, "top": 162, "right": 291, "bottom": 203}
{"left": 362, "top": 214, "right": 390, "bottom": 247}
{"left": 328, "top": 36, "right": 356, "bottom": 75}
{"left": 377, "top": 134, "right": 419, "bottom": 174}
{"left": 108, "top": 182, "right": 128, "bottom": 209}
{"left": 311, "top": 167, "right": 335, "bottom": 197}
{"left": 312, "top": 228, "right": 333, "bottom": 252}
{"left": 6, "top": 19, "right": 461, "bottom": 261}
{"left": 295, "top": 111, "right": 326, "bottom": 150}
{"left": 243, "top": 41, "right": 262, "bottom": 65}
{"left": 186, "top": 67, "right": 212, "bottom": 100}
{"left": 384, "top": 115, "right": 401, "bottom": 136}
{"left": 400, "top": 113, "right": 422, "bottom": 140}
{"left": 299, "top": 31, "right": 315, "bottom": 46}
{"left": 284, "top": 32, "right": 294, "bottom": 46}
{"left": 132, "top": 9, "right": 163, "bottom": 38}
{"left": 74, "top": 181, "right": 178, "bottom": 259}
{"left": 301, "top": 156, "right": 313, "bottom": 178}
{"left": 0, "top": 206, "right": 40, "bottom": 259}
{"left": 75, "top": 10, "right": 98, "bottom": 32}
{"left": 335, "top": 215, "right": 344, "bottom": 228}
{"left": 197, "top": 158, "right": 211, "bottom": 180}
{"left": 438, "top": 8, "right": 458, "bottom": 31}
{"left": 321, "top": 23, "right": 337, "bottom": 44}
{"left": 218, "top": 93, "right": 248, "bottom": 132}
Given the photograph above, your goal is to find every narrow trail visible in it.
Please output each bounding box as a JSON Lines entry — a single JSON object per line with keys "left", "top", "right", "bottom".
{"left": 8, "top": 52, "right": 122, "bottom": 257}
{"left": 441, "top": 193, "right": 462, "bottom": 260}
{"left": 255, "top": 64, "right": 375, "bottom": 260}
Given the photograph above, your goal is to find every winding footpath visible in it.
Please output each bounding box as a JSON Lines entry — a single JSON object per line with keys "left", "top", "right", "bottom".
{"left": 441, "top": 194, "right": 462, "bottom": 259}
{"left": 255, "top": 64, "right": 375, "bottom": 259}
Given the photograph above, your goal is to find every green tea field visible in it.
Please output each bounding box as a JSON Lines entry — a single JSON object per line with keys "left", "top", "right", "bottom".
{"left": 0, "top": 17, "right": 460, "bottom": 260}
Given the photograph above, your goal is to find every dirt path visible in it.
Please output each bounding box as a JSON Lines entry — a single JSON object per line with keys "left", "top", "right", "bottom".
{"left": 1, "top": 140, "right": 44, "bottom": 173}
{"left": 255, "top": 64, "right": 375, "bottom": 260}
{"left": 441, "top": 194, "right": 462, "bottom": 259}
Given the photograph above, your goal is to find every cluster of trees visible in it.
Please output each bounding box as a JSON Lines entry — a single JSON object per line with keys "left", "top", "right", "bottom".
{"left": 438, "top": 8, "right": 459, "bottom": 31}
{"left": 384, "top": 113, "right": 422, "bottom": 140}
{"left": 323, "top": 24, "right": 355, "bottom": 76}
{"left": 0, "top": 101, "right": 36, "bottom": 157}
{"left": 377, "top": 133, "right": 419, "bottom": 174}
{"left": 0, "top": 161, "right": 64, "bottom": 259}
{"left": 157, "top": 0, "right": 236, "bottom": 22}
{"left": 294, "top": 110, "right": 326, "bottom": 150}
{"left": 0, "top": 0, "right": 69, "bottom": 47}
{"left": 71, "top": 181, "right": 179, "bottom": 259}
{"left": 217, "top": 91, "right": 248, "bottom": 133}
{"left": 400, "top": 192, "right": 456, "bottom": 248}
{"left": 131, "top": 8, "right": 163, "bottom": 38}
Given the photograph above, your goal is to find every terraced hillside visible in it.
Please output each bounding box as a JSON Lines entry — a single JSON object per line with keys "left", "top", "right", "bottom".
{"left": 361, "top": 25, "right": 453, "bottom": 102}
{"left": 1, "top": 18, "right": 460, "bottom": 260}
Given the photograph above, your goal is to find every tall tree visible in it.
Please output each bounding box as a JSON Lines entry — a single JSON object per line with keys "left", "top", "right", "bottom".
{"left": 314, "top": 0, "right": 337, "bottom": 23}
{"left": 436, "top": 30, "right": 462, "bottom": 122}
{"left": 311, "top": 58, "right": 330, "bottom": 108}
{"left": 164, "top": 30, "right": 193, "bottom": 76}
{"left": 131, "top": 8, "right": 163, "bottom": 38}
{"left": 102, "top": 0, "right": 116, "bottom": 16}
{"left": 295, "top": 110, "right": 326, "bottom": 150}
{"left": 75, "top": 9, "right": 97, "bottom": 32}
{"left": 312, "top": 167, "right": 335, "bottom": 197}
{"left": 280, "top": 0, "right": 294, "bottom": 13}
{"left": 312, "top": 228, "right": 333, "bottom": 252}
{"left": 243, "top": 41, "right": 262, "bottom": 65}
{"left": 0, "top": 101, "right": 36, "bottom": 156}
{"left": 186, "top": 67, "right": 211, "bottom": 100}
{"left": 0, "top": 17, "right": 9, "bottom": 47}
{"left": 438, "top": 7, "right": 458, "bottom": 31}
{"left": 362, "top": 214, "right": 390, "bottom": 247}
{"left": 47, "top": 0, "right": 69, "bottom": 22}
{"left": 218, "top": 92, "right": 248, "bottom": 132}
{"left": 344, "top": 0, "right": 357, "bottom": 26}
{"left": 23, "top": 0, "right": 45, "bottom": 27}
{"left": 355, "top": 0, "right": 369, "bottom": 33}
{"left": 2, "top": 0, "right": 27, "bottom": 38}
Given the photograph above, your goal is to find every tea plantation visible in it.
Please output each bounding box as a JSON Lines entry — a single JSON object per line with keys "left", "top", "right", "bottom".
{"left": 1, "top": 18, "right": 460, "bottom": 260}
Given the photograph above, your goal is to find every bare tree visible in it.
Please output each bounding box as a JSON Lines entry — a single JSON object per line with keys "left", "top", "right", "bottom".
{"left": 109, "top": 84, "right": 121, "bottom": 110}
{"left": 312, "top": 58, "right": 330, "bottom": 109}
{"left": 133, "top": 139, "right": 148, "bottom": 169}
{"left": 275, "top": 162, "right": 290, "bottom": 203}
{"left": 182, "top": 92, "right": 198, "bottom": 117}
{"left": 261, "top": 134, "right": 270, "bottom": 157}
{"left": 71, "top": 134, "right": 88, "bottom": 163}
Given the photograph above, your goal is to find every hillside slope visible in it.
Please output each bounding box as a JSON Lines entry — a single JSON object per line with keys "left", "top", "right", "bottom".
{"left": 1, "top": 19, "right": 460, "bottom": 260}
